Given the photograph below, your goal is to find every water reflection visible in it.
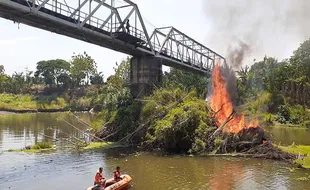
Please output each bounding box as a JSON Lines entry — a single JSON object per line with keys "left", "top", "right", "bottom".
{"left": 0, "top": 112, "right": 95, "bottom": 150}
{"left": 265, "top": 126, "right": 310, "bottom": 145}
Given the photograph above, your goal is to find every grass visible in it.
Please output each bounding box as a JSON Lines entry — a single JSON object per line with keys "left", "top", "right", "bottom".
{"left": 82, "top": 142, "right": 124, "bottom": 150}
{"left": 273, "top": 122, "right": 308, "bottom": 128}
{"left": 31, "top": 142, "right": 53, "bottom": 149}
{"left": 7, "top": 142, "right": 124, "bottom": 153}
{"left": 0, "top": 93, "right": 68, "bottom": 111}
{"left": 0, "top": 93, "right": 93, "bottom": 112}
{"left": 278, "top": 144, "right": 310, "bottom": 169}
{"left": 0, "top": 94, "right": 37, "bottom": 110}
{"left": 9, "top": 142, "right": 56, "bottom": 153}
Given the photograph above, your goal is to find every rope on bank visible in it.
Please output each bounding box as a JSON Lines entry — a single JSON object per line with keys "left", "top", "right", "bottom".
{"left": 59, "top": 118, "right": 104, "bottom": 142}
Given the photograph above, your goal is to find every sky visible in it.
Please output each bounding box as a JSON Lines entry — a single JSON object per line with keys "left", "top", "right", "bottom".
{"left": 0, "top": 0, "right": 308, "bottom": 76}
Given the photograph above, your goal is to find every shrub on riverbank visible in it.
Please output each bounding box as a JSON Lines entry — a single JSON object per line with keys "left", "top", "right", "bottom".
{"left": 31, "top": 142, "right": 53, "bottom": 149}
{"left": 8, "top": 141, "right": 55, "bottom": 153}
{"left": 95, "top": 88, "right": 216, "bottom": 152}
{"left": 0, "top": 93, "right": 68, "bottom": 111}
{"left": 0, "top": 93, "right": 36, "bottom": 110}
{"left": 0, "top": 93, "right": 93, "bottom": 112}
{"left": 142, "top": 89, "right": 216, "bottom": 153}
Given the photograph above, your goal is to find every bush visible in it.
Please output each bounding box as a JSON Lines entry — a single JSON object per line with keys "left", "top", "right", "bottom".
{"left": 69, "top": 97, "right": 91, "bottom": 110}
{"left": 276, "top": 105, "right": 290, "bottom": 124}
{"left": 268, "top": 93, "right": 285, "bottom": 113}
{"left": 144, "top": 89, "right": 215, "bottom": 152}
{"left": 289, "top": 105, "right": 308, "bottom": 124}
{"left": 0, "top": 93, "right": 37, "bottom": 110}
{"left": 275, "top": 104, "right": 310, "bottom": 125}
{"left": 263, "top": 113, "right": 275, "bottom": 124}
{"left": 248, "top": 92, "right": 271, "bottom": 115}
{"left": 31, "top": 142, "right": 53, "bottom": 149}
{"left": 56, "top": 97, "right": 67, "bottom": 107}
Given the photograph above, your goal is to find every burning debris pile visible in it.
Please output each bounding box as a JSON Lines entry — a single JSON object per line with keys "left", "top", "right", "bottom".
{"left": 207, "top": 64, "right": 295, "bottom": 160}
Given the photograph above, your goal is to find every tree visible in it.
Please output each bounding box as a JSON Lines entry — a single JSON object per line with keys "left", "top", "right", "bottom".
{"left": 290, "top": 39, "right": 310, "bottom": 82}
{"left": 0, "top": 65, "right": 9, "bottom": 93}
{"left": 57, "top": 73, "right": 71, "bottom": 88}
{"left": 35, "top": 59, "right": 70, "bottom": 86}
{"left": 0, "top": 65, "right": 4, "bottom": 75}
{"left": 70, "top": 52, "right": 97, "bottom": 86}
{"left": 5, "top": 72, "right": 28, "bottom": 94}
{"left": 236, "top": 66, "right": 249, "bottom": 104}
{"left": 162, "top": 68, "right": 209, "bottom": 99}
{"left": 90, "top": 72, "right": 104, "bottom": 85}
{"left": 107, "top": 57, "right": 130, "bottom": 89}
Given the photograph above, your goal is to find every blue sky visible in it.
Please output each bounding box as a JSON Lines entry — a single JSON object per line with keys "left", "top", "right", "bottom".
{"left": 0, "top": 0, "right": 308, "bottom": 76}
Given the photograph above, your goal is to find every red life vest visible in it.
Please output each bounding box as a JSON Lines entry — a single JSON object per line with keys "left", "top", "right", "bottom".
{"left": 94, "top": 171, "right": 103, "bottom": 184}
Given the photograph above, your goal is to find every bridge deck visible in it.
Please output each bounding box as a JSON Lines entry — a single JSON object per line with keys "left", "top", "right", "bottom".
{"left": 0, "top": 0, "right": 225, "bottom": 75}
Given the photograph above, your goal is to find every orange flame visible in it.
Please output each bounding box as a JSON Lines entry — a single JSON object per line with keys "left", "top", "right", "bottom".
{"left": 210, "top": 63, "right": 259, "bottom": 134}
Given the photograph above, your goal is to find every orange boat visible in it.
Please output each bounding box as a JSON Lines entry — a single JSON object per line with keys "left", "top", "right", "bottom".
{"left": 87, "top": 175, "right": 132, "bottom": 190}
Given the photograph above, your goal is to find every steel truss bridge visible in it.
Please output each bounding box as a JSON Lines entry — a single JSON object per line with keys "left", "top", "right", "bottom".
{"left": 0, "top": 0, "right": 225, "bottom": 74}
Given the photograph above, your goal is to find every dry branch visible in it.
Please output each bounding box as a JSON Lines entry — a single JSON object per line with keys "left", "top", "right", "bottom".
{"left": 60, "top": 118, "right": 104, "bottom": 142}
{"left": 210, "top": 110, "right": 236, "bottom": 139}
{"left": 214, "top": 103, "right": 226, "bottom": 115}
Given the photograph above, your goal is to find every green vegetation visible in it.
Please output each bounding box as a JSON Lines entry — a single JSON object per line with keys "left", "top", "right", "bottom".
{"left": 82, "top": 142, "right": 123, "bottom": 150}
{"left": 90, "top": 59, "right": 215, "bottom": 153}
{"left": 279, "top": 144, "right": 310, "bottom": 169}
{"left": 31, "top": 142, "right": 53, "bottom": 149}
{"left": 7, "top": 142, "right": 123, "bottom": 153}
{"left": 0, "top": 93, "right": 67, "bottom": 111}
{"left": 2, "top": 36, "right": 310, "bottom": 162}
{"left": 143, "top": 89, "right": 215, "bottom": 153}
{"left": 9, "top": 142, "right": 55, "bottom": 153}
{"left": 236, "top": 39, "right": 310, "bottom": 127}
{"left": 0, "top": 52, "right": 111, "bottom": 112}
{"left": 89, "top": 38, "right": 310, "bottom": 156}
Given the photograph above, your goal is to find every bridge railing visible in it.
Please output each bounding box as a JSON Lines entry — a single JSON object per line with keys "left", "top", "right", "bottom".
{"left": 111, "top": 23, "right": 147, "bottom": 41}
{"left": 149, "top": 26, "right": 226, "bottom": 71}
{"left": 12, "top": 0, "right": 152, "bottom": 47}
{"left": 35, "top": 0, "right": 111, "bottom": 31}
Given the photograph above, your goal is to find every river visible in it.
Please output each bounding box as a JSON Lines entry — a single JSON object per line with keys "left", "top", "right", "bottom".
{"left": 0, "top": 112, "right": 310, "bottom": 190}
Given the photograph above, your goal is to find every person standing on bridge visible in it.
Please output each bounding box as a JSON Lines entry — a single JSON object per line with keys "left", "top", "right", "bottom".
{"left": 126, "top": 19, "right": 130, "bottom": 34}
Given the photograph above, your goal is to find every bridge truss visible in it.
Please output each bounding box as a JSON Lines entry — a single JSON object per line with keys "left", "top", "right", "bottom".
{"left": 0, "top": 0, "right": 226, "bottom": 74}
{"left": 150, "top": 26, "right": 225, "bottom": 72}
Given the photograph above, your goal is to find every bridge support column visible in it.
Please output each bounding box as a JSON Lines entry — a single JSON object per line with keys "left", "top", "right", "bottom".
{"left": 130, "top": 56, "right": 162, "bottom": 98}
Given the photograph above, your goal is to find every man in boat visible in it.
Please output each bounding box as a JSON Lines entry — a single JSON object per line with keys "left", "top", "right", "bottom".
{"left": 94, "top": 167, "right": 105, "bottom": 187}
{"left": 104, "top": 166, "right": 124, "bottom": 188}
{"left": 114, "top": 166, "right": 123, "bottom": 182}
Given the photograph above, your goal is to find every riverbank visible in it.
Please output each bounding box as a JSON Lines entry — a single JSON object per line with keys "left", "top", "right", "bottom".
{"left": 7, "top": 142, "right": 125, "bottom": 153}
{"left": 0, "top": 93, "right": 91, "bottom": 113}
{"left": 0, "top": 108, "right": 90, "bottom": 114}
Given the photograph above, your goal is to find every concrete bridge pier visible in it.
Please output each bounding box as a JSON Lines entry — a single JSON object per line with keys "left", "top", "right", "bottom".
{"left": 130, "top": 56, "right": 162, "bottom": 98}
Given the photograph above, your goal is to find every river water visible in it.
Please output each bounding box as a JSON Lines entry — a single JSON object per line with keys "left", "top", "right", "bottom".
{"left": 0, "top": 112, "right": 310, "bottom": 190}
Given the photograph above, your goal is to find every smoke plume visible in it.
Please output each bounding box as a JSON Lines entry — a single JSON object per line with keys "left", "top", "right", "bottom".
{"left": 227, "top": 41, "right": 251, "bottom": 69}
{"left": 203, "top": 0, "right": 310, "bottom": 102}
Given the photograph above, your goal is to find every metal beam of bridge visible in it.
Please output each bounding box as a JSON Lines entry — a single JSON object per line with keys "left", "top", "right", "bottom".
{"left": 0, "top": 0, "right": 225, "bottom": 75}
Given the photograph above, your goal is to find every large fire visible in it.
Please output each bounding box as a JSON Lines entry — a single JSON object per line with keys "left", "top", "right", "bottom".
{"left": 210, "top": 64, "right": 259, "bottom": 134}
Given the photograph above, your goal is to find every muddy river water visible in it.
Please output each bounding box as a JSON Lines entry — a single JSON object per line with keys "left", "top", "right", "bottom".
{"left": 0, "top": 113, "right": 310, "bottom": 190}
